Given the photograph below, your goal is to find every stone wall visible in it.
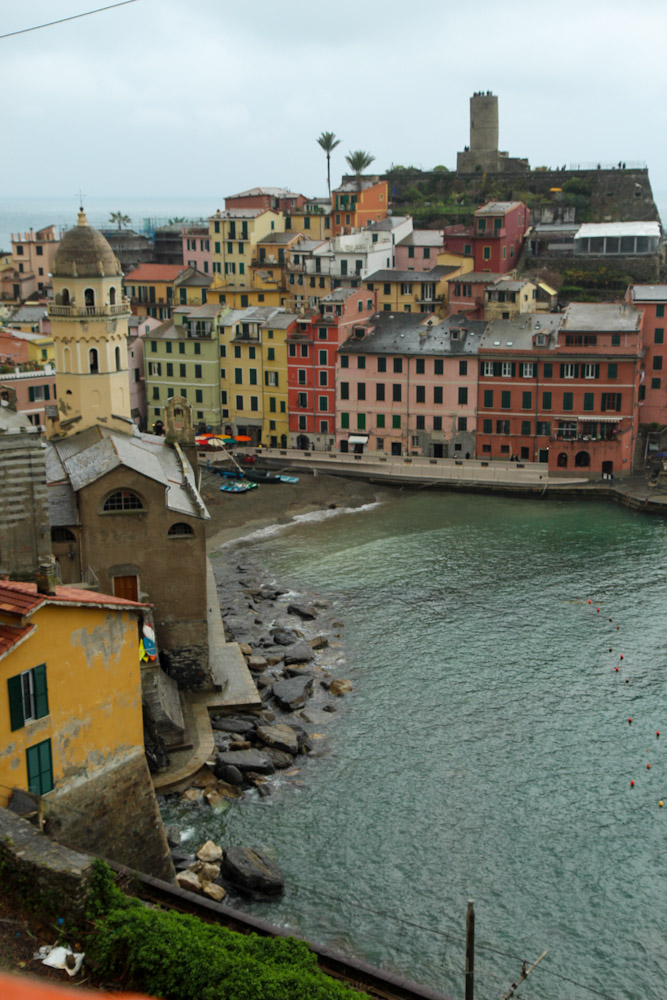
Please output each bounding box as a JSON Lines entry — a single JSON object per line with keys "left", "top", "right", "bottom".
{"left": 43, "top": 749, "right": 174, "bottom": 882}
{"left": 0, "top": 428, "right": 52, "bottom": 579}
{"left": 0, "top": 808, "right": 94, "bottom": 923}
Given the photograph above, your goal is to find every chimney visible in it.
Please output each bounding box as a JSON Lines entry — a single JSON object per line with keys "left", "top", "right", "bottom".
{"left": 36, "top": 558, "right": 58, "bottom": 596}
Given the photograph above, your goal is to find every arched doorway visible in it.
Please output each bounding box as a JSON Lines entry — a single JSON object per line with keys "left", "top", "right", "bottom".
{"left": 61, "top": 288, "right": 70, "bottom": 306}
{"left": 575, "top": 450, "right": 590, "bottom": 468}
{"left": 109, "top": 286, "right": 116, "bottom": 305}
{"left": 89, "top": 348, "right": 99, "bottom": 373}
{"left": 297, "top": 434, "right": 310, "bottom": 450}
{"left": 85, "top": 288, "right": 95, "bottom": 307}
{"left": 557, "top": 452, "right": 568, "bottom": 468}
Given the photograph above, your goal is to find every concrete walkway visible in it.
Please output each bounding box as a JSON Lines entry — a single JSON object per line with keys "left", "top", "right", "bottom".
{"left": 153, "top": 560, "right": 260, "bottom": 795}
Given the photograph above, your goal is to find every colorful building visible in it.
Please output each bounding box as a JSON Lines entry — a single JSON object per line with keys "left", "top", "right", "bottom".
{"left": 626, "top": 284, "right": 667, "bottom": 427}
{"left": 364, "top": 266, "right": 466, "bottom": 316}
{"left": 225, "top": 187, "right": 308, "bottom": 213}
{"left": 447, "top": 272, "right": 506, "bottom": 319}
{"left": 4, "top": 226, "right": 60, "bottom": 300}
{"left": 483, "top": 278, "right": 539, "bottom": 320}
{"left": 209, "top": 208, "right": 284, "bottom": 287}
{"left": 128, "top": 315, "right": 162, "bottom": 430}
{"left": 336, "top": 312, "right": 483, "bottom": 457}
{"left": 395, "top": 230, "right": 445, "bottom": 271}
{"left": 0, "top": 370, "right": 57, "bottom": 428}
{"left": 473, "top": 202, "right": 529, "bottom": 272}
{"left": 182, "top": 225, "right": 212, "bottom": 274}
{"left": 123, "top": 263, "right": 189, "bottom": 320}
{"left": 287, "top": 287, "right": 376, "bottom": 451}
{"left": 331, "top": 177, "right": 389, "bottom": 235}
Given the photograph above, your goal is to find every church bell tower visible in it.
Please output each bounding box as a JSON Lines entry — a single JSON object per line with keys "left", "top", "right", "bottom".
{"left": 47, "top": 208, "right": 133, "bottom": 438}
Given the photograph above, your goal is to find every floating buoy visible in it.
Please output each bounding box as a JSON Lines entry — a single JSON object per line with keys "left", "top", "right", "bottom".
{"left": 615, "top": 667, "right": 619, "bottom": 672}
{"left": 588, "top": 599, "right": 592, "bottom": 604}
{"left": 597, "top": 608, "right": 600, "bottom": 613}
{"left": 609, "top": 647, "right": 613, "bottom": 652}
{"left": 609, "top": 617, "right": 613, "bottom": 622}
{"left": 617, "top": 625, "right": 620, "bottom": 630}
{"left": 620, "top": 654, "right": 624, "bottom": 660}
{"left": 660, "top": 801, "right": 663, "bottom": 807}
{"left": 625, "top": 678, "right": 629, "bottom": 684}
{"left": 647, "top": 763, "right": 651, "bottom": 769}
{"left": 630, "top": 780, "right": 635, "bottom": 787}
{"left": 657, "top": 731, "right": 661, "bottom": 738}
{"left": 628, "top": 718, "right": 632, "bottom": 724}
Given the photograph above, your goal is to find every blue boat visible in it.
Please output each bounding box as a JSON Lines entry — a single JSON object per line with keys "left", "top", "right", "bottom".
{"left": 278, "top": 475, "right": 299, "bottom": 484}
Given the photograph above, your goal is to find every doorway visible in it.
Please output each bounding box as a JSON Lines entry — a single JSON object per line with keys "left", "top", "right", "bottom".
{"left": 113, "top": 575, "right": 139, "bottom": 602}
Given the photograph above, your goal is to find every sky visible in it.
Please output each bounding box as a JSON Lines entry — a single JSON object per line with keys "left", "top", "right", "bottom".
{"left": 2, "top": 0, "right": 667, "bottom": 201}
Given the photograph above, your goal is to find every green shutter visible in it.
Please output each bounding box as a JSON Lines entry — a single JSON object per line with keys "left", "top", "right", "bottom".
{"left": 511, "top": 363, "right": 516, "bottom": 376}
{"left": 493, "top": 362, "right": 502, "bottom": 376}
{"left": 544, "top": 363, "right": 553, "bottom": 378}
{"left": 8, "top": 674, "right": 24, "bottom": 731}
{"left": 44, "top": 385, "right": 50, "bottom": 400}
{"left": 26, "top": 739, "right": 54, "bottom": 796}
{"left": 595, "top": 364, "right": 600, "bottom": 378}
{"left": 28, "top": 386, "right": 35, "bottom": 402}
{"left": 33, "top": 664, "right": 48, "bottom": 719}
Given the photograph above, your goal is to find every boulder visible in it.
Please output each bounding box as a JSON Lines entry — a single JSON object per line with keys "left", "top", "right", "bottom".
{"left": 330, "top": 678, "right": 352, "bottom": 696}
{"left": 263, "top": 748, "right": 295, "bottom": 770}
{"left": 199, "top": 862, "right": 221, "bottom": 882}
{"left": 238, "top": 643, "right": 253, "bottom": 656}
{"left": 255, "top": 724, "right": 299, "bottom": 756}
{"left": 176, "top": 870, "right": 205, "bottom": 895}
{"left": 221, "top": 847, "right": 284, "bottom": 898}
{"left": 215, "top": 763, "right": 244, "bottom": 786}
{"left": 247, "top": 655, "right": 268, "bottom": 672}
{"left": 202, "top": 881, "right": 226, "bottom": 902}
{"left": 215, "top": 750, "right": 275, "bottom": 775}
{"left": 283, "top": 643, "right": 315, "bottom": 665}
{"left": 205, "top": 789, "right": 231, "bottom": 812}
{"left": 164, "top": 825, "right": 181, "bottom": 847}
{"left": 196, "top": 840, "right": 223, "bottom": 863}
{"left": 284, "top": 665, "right": 314, "bottom": 679}
{"left": 180, "top": 788, "right": 203, "bottom": 804}
{"left": 272, "top": 675, "right": 313, "bottom": 709}
{"left": 271, "top": 627, "right": 298, "bottom": 646}
{"left": 215, "top": 779, "right": 244, "bottom": 799}
{"left": 228, "top": 739, "right": 252, "bottom": 751}
{"left": 309, "top": 635, "right": 329, "bottom": 650}
{"left": 212, "top": 717, "right": 255, "bottom": 735}
{"left": 287, "top": 603, "right": 317, "bottom": 621}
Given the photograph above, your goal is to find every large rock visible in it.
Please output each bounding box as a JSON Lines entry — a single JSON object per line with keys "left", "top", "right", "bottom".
{"left": 256, "top": 724, "right": 299, "bottom": 756}
{"left": 330, "top": 678, "right": 352, "bottom": 696}
{"left": 272, "top": 675, "right": 313, "bottom": 709}
{"left": 247, "top": 655, "right": 268, "bottom": 672}
{"left": 221, "top": 847, "right": 284, "bottom": 898}
{"left": 202, "top": 881, "right": 226, "bottom": 902}
{"left": 283, "top": 642, "right": 315, "bottom": 665}
{"left": 212, "top": 717, "right": 255, "bottom": 735}
{"left": 263, "top": 747, "right": 295, "bottom": 769}
{"left": 196, "top": 840, "right": 223, "bottom": 863}
{"left": 287, "top": 603, "right": 317, "bottom": 621}
{"left": 309, "top": 635, "right": 329, "bottom": 650}
{"left": 214, "top": 750, "right": 275, "bottom": 776}
{"left": 176, "top": 870, "right": 205, "bottom": 895}
{"left": 270, "top": 627, "right": 298, "bottom": 646}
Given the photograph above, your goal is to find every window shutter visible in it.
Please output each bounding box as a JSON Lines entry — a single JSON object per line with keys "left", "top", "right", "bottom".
{"left": 511, "top": 363, "right": 516, "bottom": 376}
{"left": 33, "top": 664, "right": 48, "bottom": 719}
{"left": 559, "top": 364, "right": 565, "bottom": 378}
{"left": 601, "top": 394, "right": 607, "bottom": 412}
{"left": 44, "top": 384, "right": 50, "bottom": 400}
{"left": 595, "top": 364, "right": 600, "bottom": 379}
{"left": 573, "top": 364, "right": 579, "bottom": 378}
{"left": 28, "top": 386, "right": 35, "bottom": 402}
{"left": 8, "top": 675, "right": 24, "bottom": 730}
{"left": 493, "top": 362, "right": 502, "bottom": 376}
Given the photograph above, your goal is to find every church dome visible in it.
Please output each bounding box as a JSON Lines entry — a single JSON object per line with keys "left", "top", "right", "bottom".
{"left": 53, "top": 208, "right": 122, "bottom": 278}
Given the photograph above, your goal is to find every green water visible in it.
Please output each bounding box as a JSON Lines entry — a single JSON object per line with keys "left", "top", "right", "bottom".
{"left": 165, "top": 494, "right": 667, "bottom": 999}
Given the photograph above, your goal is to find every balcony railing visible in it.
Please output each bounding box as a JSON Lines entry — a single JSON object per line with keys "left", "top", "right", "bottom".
{"left": 49, "top": 301, "right": 130, "bottom": 318}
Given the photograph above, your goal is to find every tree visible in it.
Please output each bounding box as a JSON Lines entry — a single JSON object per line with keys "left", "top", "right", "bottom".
{"left": 345, "top": 150, "right": 375, "bottom": 191}
{"left": 168, "top": 217, "right": 186, "bottom": 225}
{"left": 109, "top": 211, "right": 131, "bottom": 230}
{"left": 316, "top": 131, "right": 341, "bottom": 200}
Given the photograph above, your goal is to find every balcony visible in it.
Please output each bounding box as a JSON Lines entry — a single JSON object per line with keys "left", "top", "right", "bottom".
{"left": 49, "top": 300, "right": 131, "bottom": 318}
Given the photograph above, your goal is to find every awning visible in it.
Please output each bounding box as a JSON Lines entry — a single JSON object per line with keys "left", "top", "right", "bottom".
{"left": 576, "top": 416, "right": 620, "bottom": 422}
{"left": 348, "top": 435, "right": 369, "bottom": 444}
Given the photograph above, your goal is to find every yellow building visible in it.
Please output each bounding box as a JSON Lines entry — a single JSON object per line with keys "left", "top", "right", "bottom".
{"left": 364, "top": 264, "right": 471, "bottom": 316}
{"left": 0, "top": 578, "right": 144, "bottom": 806}
{"left": 284, "top": 204, "right": 333, "bottom": 241}
{"left": 173, "top": 267, "right": 212, "bottom": 308}
{"left": 209, "top": 209, "right": 284, "bottom": 288}
{"left": 122, "top": 263, "right": 189, "bottom": 320}
{"left": 219, "top": 306, "right": 296, "bottom": 445}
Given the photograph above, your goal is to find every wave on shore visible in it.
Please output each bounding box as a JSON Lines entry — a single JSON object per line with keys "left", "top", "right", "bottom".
{"left": 217, "top": 500, "right": 384, "bottom": 549}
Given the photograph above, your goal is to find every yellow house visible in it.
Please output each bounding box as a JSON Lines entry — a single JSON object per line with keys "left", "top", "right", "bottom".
{"left": 209, "top": 209, "right": 284, "bottom": 288}
{"left": 284, "top": 206, "right": 333, "bottom": 241}
{"left": 0, "top": 579, "right": 145, "bottom": 806}
{"left": 219, "top": 306, "right": 296, "bottom": 445}
{"left": 123, "top": 263, "right": 190, "bottom": 320}
{"left": 173, "top": 267, "right": 212, "bottom": 308}
{"left": 436, "top": 250, "right": 476, "bottom": 273}
{"left": 209, "top": 284, "right": 285, "bottom": 310}
{"left": 364, "top": 265, "right": 472, "bottom": 316}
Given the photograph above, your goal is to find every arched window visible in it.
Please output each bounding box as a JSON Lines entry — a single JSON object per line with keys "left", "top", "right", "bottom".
{"left": 85, "top": 288, "right": 95, "bottom": 307}
{"left": 115, "top": 346, "right": 121, "bottom": 370}
{"left": 51, "top": 527, "right": 75, "bottom": 542}
{"left": 102, "top": 490, "right": 144, "bottom": 512}
{"left": 89, "top": 348, "right": 99, "bottom": 373}
{"left": 557, "top": 452, "right": 568, "bottom": 468}
{"left": 61, "top": 288, "right": 70, "bottom": 306}
{"left": 109, "top": 286, "right": 116, "bottom": 305}
{"left": 575, "top": 450, "right": 591, "bottom": 468}
{"left": 168, "top": 522, "right": 194, "bottom": 537}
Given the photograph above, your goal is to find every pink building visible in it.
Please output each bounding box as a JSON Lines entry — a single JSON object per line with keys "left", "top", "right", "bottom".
{"left": 225, "top": 187, "right": 308, "bottom": 212}
{"left": 6, "top": 226, "right": 60, "bottom": 300}
{"left": 128, "top": 314, "right": 162, "bottom": 429}
{"left": 336, "top": 313, "right": 484, "bottom": 457}
{"left": 447, "top": 273, "right": 504, "bottom": 318}
{"left": 0, "top": 369, "right": 57, "bottom": 427}
{"left": 395, "top": 230, "right": 445, "bottom": 271}
{"left": 627, "top": 284, "right": 667, "bottom": 427}
{"left": 182, "top": 226, "right": 212, "bottom": 275}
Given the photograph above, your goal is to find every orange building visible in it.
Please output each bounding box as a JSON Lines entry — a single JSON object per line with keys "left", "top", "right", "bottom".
{"left": 331, "top": 177, "right": 389, "bottom": 235}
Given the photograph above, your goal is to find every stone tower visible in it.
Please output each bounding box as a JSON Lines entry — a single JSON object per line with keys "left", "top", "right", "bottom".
{"left": 46, "top": 209, "right": 133, "bottom": 439}
{"left": 469, "top": 91, "right": 499, "bottom": 156}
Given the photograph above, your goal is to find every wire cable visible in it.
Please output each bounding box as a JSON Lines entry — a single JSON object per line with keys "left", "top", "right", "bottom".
{"left": 0, "top": 1, "right": 141, "bottom": 40}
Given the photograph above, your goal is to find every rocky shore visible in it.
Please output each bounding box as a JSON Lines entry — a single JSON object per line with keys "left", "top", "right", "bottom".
{"left": 163, "top": 536, "right": 358, "bottom": 902}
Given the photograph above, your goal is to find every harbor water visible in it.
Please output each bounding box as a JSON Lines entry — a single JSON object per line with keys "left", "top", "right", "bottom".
{"left": 163, "top": 493, "right": 667, "bottom": 1000}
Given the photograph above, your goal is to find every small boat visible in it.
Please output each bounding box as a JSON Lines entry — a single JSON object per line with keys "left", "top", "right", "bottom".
{"left": 243, "top": 469, "right": 283, "bottom": 485}
{"left": 278, "top": 475, "right": 299, "bottom": 484}
{"left": 220, "top": 480, "right": 255, "bottom": 493}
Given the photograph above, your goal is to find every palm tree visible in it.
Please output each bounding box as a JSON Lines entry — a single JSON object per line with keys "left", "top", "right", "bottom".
{"left": 316, "top": 131, "right": 341, "bottom": 200}
{"left": 168, "top": 217, "right": 186, "bottom": 226}
{"left": 109, "top": 211, "right": 131, "bottom": 230}
{"left": 345, "top": 150, "right": 375, "bottom": 192}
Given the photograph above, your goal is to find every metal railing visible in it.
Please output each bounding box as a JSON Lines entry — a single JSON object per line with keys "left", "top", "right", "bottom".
{"left": 49, "top": 301, "right": 130, "bottom": 317}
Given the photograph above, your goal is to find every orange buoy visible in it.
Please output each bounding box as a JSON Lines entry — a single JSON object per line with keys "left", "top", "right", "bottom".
{"left": 620, "top": 654, "right": 624, "bottom": 660}
{"left": 630, "top": 780, "right": 635, "bottom": 787}
{"left": 597, "top": 608, "right": 600, "bottom": 613}
{"left": 660, "top": 801, "right": 664, "bottom": 807}
{"left": 615, "top": 667, "right": 619, "bottom": 672}
{"left": 588, "top": 599, "right": 592, "bottom": 604}
{"left": 647, "top": 763, "right": 651, "bottom": 769}
{"left": 657, "top": 731, "right": 661, "bottom": 738}
{"left": 628, "top": 718, "right": 632, "bottom": 724}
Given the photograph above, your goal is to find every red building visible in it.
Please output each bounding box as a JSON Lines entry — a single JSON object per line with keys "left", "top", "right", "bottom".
{"left": 447, "top": 273, "right": 505, "bottom": 318}
{"left": 473, "top": 202, "right": 529, "bottom": 273}
{"left": 476, "top": 303, "right": 643, "bottom": 478}
{"left": 331, "top": 178, "right": 389, "bottom": 236}
{"left": 287, "top": 287, "right": 376, "bottom": 450}
{"left": 224, "top": 187, "right": 307, "bottom": 212}
{"left": 626, "top": 284, "right": 667, "bottom": 427}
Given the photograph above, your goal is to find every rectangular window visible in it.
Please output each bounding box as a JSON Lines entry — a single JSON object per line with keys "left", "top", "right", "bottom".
{"left": 522, "top": 391, "right": 532, "bottom": 409}
{"left": 563, "top": 392, "right": 573, "bottom": 411}
{"left": 8, "top": 664, "right": 49, "bottom": 730}
{"left": 483, "top": 419, "right": 492, "bottom": 433}
{"left": 655, "top": 329, "right": 664, "bottom": 344}
{"left": 415, "top": 385, "right": 425, "bottom": 403}
{"left": 194, "top": 342, "right": 201, "bottom": 355}
{"left": 434, "top": 360, "right": 443, "bottom": 376}
{"left": 378, "top": 357, "right": 387, "bottom": 372}
{"left": 433, "top": 386, "right": 443, "bottom": 404}
{"left": 377, "top": 414, "right": 385, "bottom": 428}
{"left": 608, "top": 363, "right": 618, "bottom": 378}
{"left": 319, "top": 396, "right": 328, "bottom": 411}
{"left": 521, "top": 362, "right": 535, "bottom": 378}
{"left": 249, "top": 368, "right": 257, "bottom": 385}
{"left": 542, "top": 391, "right": 552, "bottom": 410}
{"left": 416, "top": 415, "right": 425, "bottom": 430}
{"left": 298, "top": 369, "right": 307, "bottom": 385}
{"left": 611, "top": 334, "right": 621, "bottom": 346}
{"left": 583, "top": 363, "right": 599, "bottom": 379}
{"left": 502, "top": 362, "right": 513, "bottom": 377}
{"left": 561, "top": 363, "right": 577, "bottom": 379}
{"left": 234, "top": 368, "right": 242, "bottom": 384}
{"left": 319, "top": 349, "right": 328, "bottom": 365}
{"left": 601, "top": 393, "right": 622, "bottom": 412}
{"left": 433, "top": 416, "right": 442, "bottom": 431}
{"left": 501, "top": 390, "right": 511, "bottom": 409}
{"left": 166, "top": 362, "right": 173, "bottom": 377}
{"left": 357, "top": 357, "right": 366, "bottom": 369}
{"left": 653, "top": 356, "right": 663, "bottom": 371}
{"left": 484, "top": 389, "right": 493, "bottom": 407}
{"left": 543, "top": 363, "right": 553, "bottom": 378}
{"left": 459, "top": 360, "right": 468, "bottom": 376}
{"left": 357, "top": 383, "right": 366, "bottom": 401}
{"left": 297, "top": 392, "right": 308, "bottom": 408}
{"left": 392, "top": 384, "right": 402, "bottom": 402}
{"left": 458, "top": 387, "right": 468, "bottom": 405}
{"left": 340, "top": 382, "right": 349, "bottom": 400}
{"left": 318, "top": 371, "right": 328, "bottom": 387}
{"left": 583, "top": 392, "right": 594, "bottom": 411}
{"left": 392, "top": 415, "right": 401, "bottom": 429}
{"left": 357, "top": 413, "right": 366, "bottom": 430}
{"left": 152, "top": 386, "right": 159, "bottom": 400}
{"left": 393, "top": 358, "right": 403, "bottom": 373}
{"left": 340, "top": 355, "right": 349, "bottom": 368}
{"left": 458, "top": 416, "right": 467, "bottom": 431}
{"left": 376, "top": 383, "right": 385, "bottom": 402}
{"left": 341, "top": 412, "right": 349, "bottom": 429}
{"left": 537, "top": 421, "right": 550, "bottom": 436}
{"left": 657, "top": 305, "right": 665, "bottom": 318}
{"left": 150, "top": 341, "right": 157, "bottom": 353}
{"left": 26, "top": 738, "right": 54, "bottom": 796}
{"left": 250, "top": 396, "right": 258, "bottom": 411}
{"left": 651, "top": 377, "right": 661, "bottom": 389}
{"left": 496, "top": 420, "right": 510, "bottom": 434}
{"left": 416, "top": 358, "right": 425, "bottom": 374}
{"left": 521, "top": 420, "right": 531, "bottom": 435}
{"left": 179, "top": 363, "right": 186, "bottom": 377}
{"left": 195, "top": 364, "right": 202, "bottom": 379}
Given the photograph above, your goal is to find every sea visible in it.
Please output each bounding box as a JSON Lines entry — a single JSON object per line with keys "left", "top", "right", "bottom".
{"left": 0, "top": 192, "right": 665, "bottom": 252}
{"left": 164, "top": 492, "right": 667, "bottom": 1000}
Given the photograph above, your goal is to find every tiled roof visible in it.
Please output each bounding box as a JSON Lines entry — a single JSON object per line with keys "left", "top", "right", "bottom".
{"left": 123, "top": 264, "right": 187, "bottom": 282}
{"left": 0, "top": 623, "right": 35, "bottom": 658}
{"left": 0, "top": 580, "right": 147, "bottom": 615}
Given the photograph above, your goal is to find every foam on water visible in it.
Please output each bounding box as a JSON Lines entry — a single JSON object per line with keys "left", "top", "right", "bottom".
{"left": 215, "top": 500, "right": 384, "bottom": 550}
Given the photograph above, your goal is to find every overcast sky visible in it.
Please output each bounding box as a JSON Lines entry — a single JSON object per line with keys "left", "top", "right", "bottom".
{"left": 3, "top": 0, "right": 666, "bottom": 200}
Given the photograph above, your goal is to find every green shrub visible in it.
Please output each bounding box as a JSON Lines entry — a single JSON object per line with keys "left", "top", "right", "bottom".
{"left": 86, "top": 863, "right": 365, "bottom": 1000}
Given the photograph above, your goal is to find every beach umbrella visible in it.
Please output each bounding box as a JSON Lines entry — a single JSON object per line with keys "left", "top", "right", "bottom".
{"left": 234, "top": 435, "right": 252, "bottom": 442}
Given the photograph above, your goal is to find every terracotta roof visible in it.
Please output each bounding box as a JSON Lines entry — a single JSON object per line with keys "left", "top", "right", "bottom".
{"left": 0, "top": 623, "right": 35, "bottom": 658}
{"left": 0, "top": 580, "right": 147, "bottom": 617}
{"left": 123, "top": 264, "right": 187, "bottom": 282}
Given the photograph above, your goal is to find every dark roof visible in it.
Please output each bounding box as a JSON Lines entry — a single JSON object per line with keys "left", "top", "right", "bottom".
{"left": 447, "top": 272, "right": 505, "bottom": 284}
{"left": 53, "top": 209, "right": 121, "bottom": 279}
{"left": 366, "top": 267, "right": 457, "bottom": 283}
{"left": 257, "top": 232, "right": 301, "bottom": 245}
{"left": 174, "top": 267, "right": 212, "bottom": 288}
{"left": 339, "top": 313, "right": 487, "bottom": 357}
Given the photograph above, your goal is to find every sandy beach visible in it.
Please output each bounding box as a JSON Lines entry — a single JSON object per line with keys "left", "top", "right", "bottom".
{"left": 201, "top": 465, "right": 396, "bottom": 550}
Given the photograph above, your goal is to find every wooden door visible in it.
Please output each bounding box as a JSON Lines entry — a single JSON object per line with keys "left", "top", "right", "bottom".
{"left": 113, "top": 575, "right": 138, "bottom": 602}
